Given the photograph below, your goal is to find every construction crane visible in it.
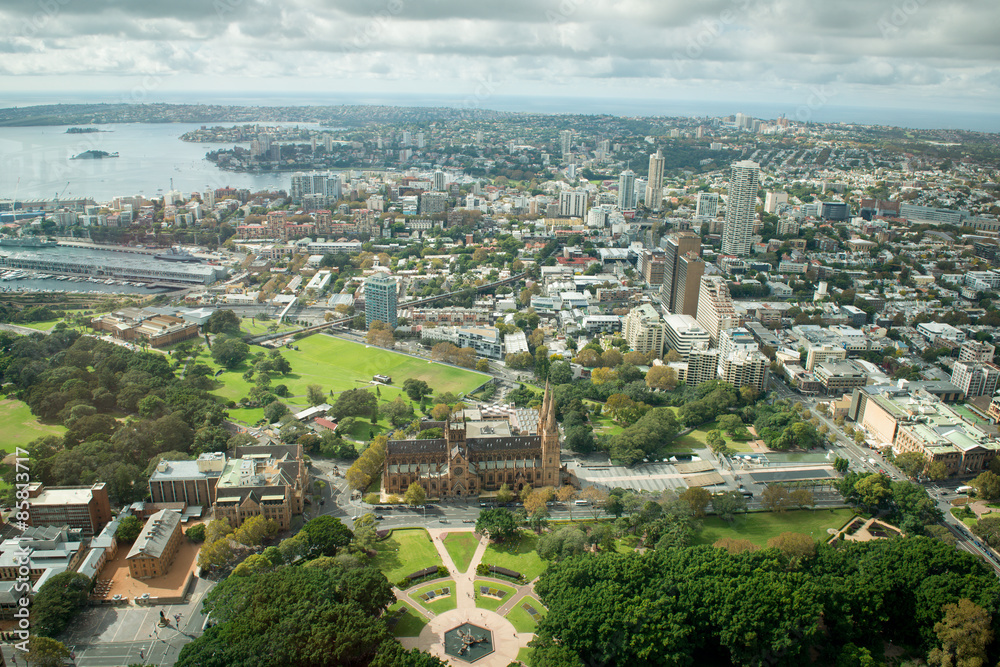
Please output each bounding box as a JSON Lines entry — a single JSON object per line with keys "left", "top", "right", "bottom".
{"left": 55, "top": 182, "right": 69, "bottom": 210}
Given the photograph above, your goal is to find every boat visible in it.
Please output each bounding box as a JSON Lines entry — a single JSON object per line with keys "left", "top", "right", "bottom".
{"left": 0, "top": 237, "right": 58, "bottom": 248}
{"left": 155, "top": 246, "right": 201, "bottom": 263}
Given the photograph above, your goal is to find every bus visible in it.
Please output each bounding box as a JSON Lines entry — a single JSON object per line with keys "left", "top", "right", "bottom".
{"left": 956, "top": 485, "right": 974, "bottom": 495}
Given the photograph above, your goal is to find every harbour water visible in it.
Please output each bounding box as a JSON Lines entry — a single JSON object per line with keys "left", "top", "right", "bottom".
{"left": 0, "top": 122, "right": 321, "bottom": 201}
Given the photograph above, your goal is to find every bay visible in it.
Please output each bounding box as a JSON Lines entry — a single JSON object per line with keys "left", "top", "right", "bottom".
{"left": 0, "top": 122, "right": 320, "bottom": 202}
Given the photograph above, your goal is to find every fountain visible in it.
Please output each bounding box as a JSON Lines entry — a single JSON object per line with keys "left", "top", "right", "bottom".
{"left": 443, "top": 623, "right": 495, "bottom": 662}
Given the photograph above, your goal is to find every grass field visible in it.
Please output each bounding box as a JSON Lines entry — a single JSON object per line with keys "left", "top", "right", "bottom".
{"left": 411, "top": 580, "right": 457, "bottom": 614}
{"left": 482, "top": 531, "right": 548, "bottom": 581}
{"left": 693, "top": 509, "right": 854, "bottom": 547}
{"left": 388, "top": 601, "right": 428, "bottom": 637}
{"left": 443, "top": 532, "right": 480, "bottom": 573}
{"left": 205, "top": 335, "right": 487, "bottom": 430}
{"left": 373, "top": 529, "right": 443, "bottom": 584}
{"left": 505, "top": 595, "right": 546, "bottom": 633}
{"left": 474, "top": 580, "right": 517, "bottom": 612}
{"left": 516, "top": 647, "right": 535, "bottom": 665}
{"left": 0, "top": 399, "right": 66, "bottom": 453}
{"left": 950, "top": 507, "right": 979, "bottom": 528}
{"left": 240, "top": 320, "right": 300, "bottom": 336}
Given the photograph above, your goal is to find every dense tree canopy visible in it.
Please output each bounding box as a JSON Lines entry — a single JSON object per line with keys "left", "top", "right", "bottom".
{"left": 533, "top": 538, "right": 1000, "bottom": 666}
{"left": 177, "top": 565, "right": 442, "bottom": 666}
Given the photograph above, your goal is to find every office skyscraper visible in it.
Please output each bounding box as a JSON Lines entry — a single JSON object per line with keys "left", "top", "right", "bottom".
{"left": 659, "top": 232, "right": 701, "bottom": 314}
{"left": 645, "top": 149, "right": 665, "bottom": 212}
{"left": 618, "top": 169, "right": 636, "bottom": 211}
{"left": 721, "top": 160, "right": 760, "bottom": 257}
{"left": 365, "top": 274, "right": 398, "bottom": 329}
{"left": 673, "top": 253, "right": 705, "bottom": 318}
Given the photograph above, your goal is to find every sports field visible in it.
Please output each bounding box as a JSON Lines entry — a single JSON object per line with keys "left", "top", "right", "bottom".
{"left": 199, "top": 334, "right": 487, "bottom": 427}
{"left": 0, "top": 399, "right": 66, "bottom": 453}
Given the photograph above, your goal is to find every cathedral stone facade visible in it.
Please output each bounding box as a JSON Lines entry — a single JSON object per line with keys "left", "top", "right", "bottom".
{"left": 383, "top": 382, "right": 564, "bottom": 498}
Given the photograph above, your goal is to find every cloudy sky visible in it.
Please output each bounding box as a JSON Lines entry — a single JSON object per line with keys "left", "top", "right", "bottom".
{"left": 1, "top": 0, "right": 998, "bottom": 117}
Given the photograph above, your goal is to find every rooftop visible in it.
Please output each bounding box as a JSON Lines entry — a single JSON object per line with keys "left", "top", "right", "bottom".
{"left": 126, "top": 510, "right": 181, "bottom": 560}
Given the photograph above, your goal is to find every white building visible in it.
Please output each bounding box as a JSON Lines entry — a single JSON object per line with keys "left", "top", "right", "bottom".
{"left": 721, "top": 160, "right": 760, "bottom": 257}
{"left": 663, "top": 313, "right": 711, "bottom": 360}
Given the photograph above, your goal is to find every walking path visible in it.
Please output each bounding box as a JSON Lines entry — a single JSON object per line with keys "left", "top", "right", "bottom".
{"left": 397, "top": 527, "right": 538, "bottom": 666}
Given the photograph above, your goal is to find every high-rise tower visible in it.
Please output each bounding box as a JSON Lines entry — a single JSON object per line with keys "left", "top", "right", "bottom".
{"left": 618, "top": 169, "right": 636, "bottom": 211}
{"left": 645, "top": 149, "right": 665, "bottom": 212}
{"left": 721, "top": 160, "right": 760, "bottom": 257}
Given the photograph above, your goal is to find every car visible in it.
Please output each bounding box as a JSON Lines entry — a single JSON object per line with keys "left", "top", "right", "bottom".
{"left": 319, "top": 500, "right": 325, "bottom": 505}
{"left": 462, "top": 519, "right": 475, "bottom": 524}
{"left": 439, "top": 519, "right": 449, "bottom": 523}
{"left": 374, "top": 515, "right": 384, "bottom": 520}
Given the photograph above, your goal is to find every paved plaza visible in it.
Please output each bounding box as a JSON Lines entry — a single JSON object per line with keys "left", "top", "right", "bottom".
{"left": 397, "top": 528, "right": 539, "bottom": 667}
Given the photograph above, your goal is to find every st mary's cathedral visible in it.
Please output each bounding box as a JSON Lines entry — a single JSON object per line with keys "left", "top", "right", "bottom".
{"left": 383, "top": 382, "right": 566, "bottom": 498}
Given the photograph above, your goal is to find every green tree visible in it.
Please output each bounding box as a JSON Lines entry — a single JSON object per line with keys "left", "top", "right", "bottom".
{"left": 679, "top": 487, "right": 711, "bottom": 518}
{"left": 894, "top": 451, "right": 928, "bottom": 479}
{"left": 711, "top": 491, "right": 747, "bottom": 523}
{"left": 233, "top": 515, "right": 279, "bottom": 547}
{"left": 925, "top": 460, "right": 949, "bottom": 481}
{"left": 971, "top": 470, "right": 1000, "bottom": 501}
{"left": 926, "top": 598, "right": 993, "bottom": 667}
{"left": 382, "top": 396, "right": 415, "bottom": 427}
{"left": 115, "top": 514, "right": 143, "bottom": 542}
{"left": 30, "top": 572, "right": 91, "bottom": 637}
{"left": 204, "top": 309, "right": 242, "bottom": 335}
{"left": 211, "top": 335, "right": 250, "bottom": 368}
{"left": 198, "top": 538, "right": 234, "bottom": 570}
{"left": 301, "top": 515, "right": 354, "bottom": 557}
{"left": 263, "top": 399, "right": 289, "bottom": 423}
{"left": 537, "top": 526, "right": 587, "bottom": 562}
{"left": 186, "top": 523, "right": 206, "bottom": 542}
{"left": 761, "top": 485, "right": 791, "bottom": 512}
{"left": 833, "top": 457, "right": 850, "bottom": 474}
{"left": 495, "top": 483, "right": 515, "bottom": 504}
{"left": 332, "top": 388, "right": 378, "bottom": 420}
{"left": 306, "top": 384, "right": 326, "bottom": 406}
{"left": 403, "top": 482, "right": 427, "bottom": 507}
{"left": 476, "top": 508, "right": 519, "bottom": 543}
{"left": 26, "top": 636, "right": 72, "bottom": 667}
{"left": 854, "top": 474, "right": 892, "bottom": 511}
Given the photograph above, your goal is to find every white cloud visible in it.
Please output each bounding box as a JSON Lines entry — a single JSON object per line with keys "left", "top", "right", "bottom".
{"left": 0, "top": 0, "right": 996, "bottom": 112}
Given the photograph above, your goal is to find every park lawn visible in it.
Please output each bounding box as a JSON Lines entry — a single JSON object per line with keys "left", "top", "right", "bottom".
{"left": 411, "top": 580, "right": 457, "bottom": 614}
{"left": 505, "top": 595, "right": 546, "bottom": 633}
{"left": 373, "top": 528, "right": 443, "bottom": 584}
{"left": 474, "top": 580, "right": 517, "bottom": 612}
{"left": 0, "top": 399, "right": 66, "bottom": 453}
{"left": 388, "top": 601, "right": 427, "bottom": 637}
{"left": 443, "top": 532, "right": 480, "bottom": 573}
{"left": 516, "top": 647, "right": 535, "bottom": 665}
{"left": 207, "top": 334, "right": 486, "bottom": 426}
{"left": 15, "top": 319, "right": 61, "bottom": 331}
{"left": 240, "top": 319, "right": 300, "bottom": 336}
{"left": 693, "top": 509, "right": 854, "bottom": 547}
{"left": 482, "top": 531, "right": 548, "bottom": 581}
{"left": 591, "top": 412, "right": 625, "bottom": 437}
{"left": 950, "top": 507, "right": 978, "bottom": 528}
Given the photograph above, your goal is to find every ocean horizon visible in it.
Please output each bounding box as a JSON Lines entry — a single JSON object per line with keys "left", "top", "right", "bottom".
{"left": 1, "top": 91, "right": 997, "bottom": 134}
